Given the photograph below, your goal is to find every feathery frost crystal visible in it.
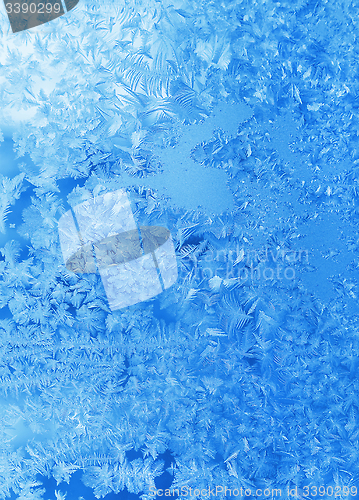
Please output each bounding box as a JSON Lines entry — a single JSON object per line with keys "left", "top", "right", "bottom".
{"left": 0, "top": 0, "right": 358, "bottom": 499}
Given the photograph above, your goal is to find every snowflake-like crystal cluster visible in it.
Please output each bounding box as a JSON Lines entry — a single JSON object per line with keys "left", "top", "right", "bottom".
{"left": 0, "top": 0, "right": 357, "bottom": 499}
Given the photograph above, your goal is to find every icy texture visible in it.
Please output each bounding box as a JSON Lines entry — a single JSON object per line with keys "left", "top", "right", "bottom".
{"left": 0, "top": 0, "right": 358, "bottom": 499}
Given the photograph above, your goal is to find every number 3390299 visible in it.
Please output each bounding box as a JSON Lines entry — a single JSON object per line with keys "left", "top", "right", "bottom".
{"left": 5, "top": 3, "right": 61, "bottom": 14}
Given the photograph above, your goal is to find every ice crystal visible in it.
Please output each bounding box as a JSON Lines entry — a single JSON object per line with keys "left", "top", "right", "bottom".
{"left": 0, "top": 0, "right": 357, "bottom": 499}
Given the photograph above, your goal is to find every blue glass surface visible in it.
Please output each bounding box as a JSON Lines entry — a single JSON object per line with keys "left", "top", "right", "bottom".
{"left": 0, "top": 0, "right": 358, "bottom": 499}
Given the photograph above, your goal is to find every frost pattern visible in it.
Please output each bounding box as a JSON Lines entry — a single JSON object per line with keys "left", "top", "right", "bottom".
{"left": 0, "top": 0, "right": 357, "bottom": 499}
